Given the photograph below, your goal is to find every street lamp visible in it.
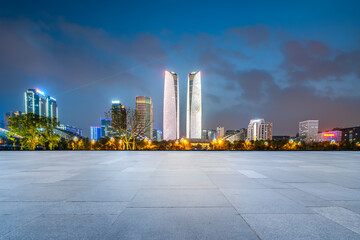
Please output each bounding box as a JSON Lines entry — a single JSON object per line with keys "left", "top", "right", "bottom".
{"left": 91, "top": 139, "right": 95, "bottom": 150}
{"left": 119, "top": 139, "right": 123, "bottom": 150}
{"left": 73, "top": 136, "right": 78, "bottom": 150}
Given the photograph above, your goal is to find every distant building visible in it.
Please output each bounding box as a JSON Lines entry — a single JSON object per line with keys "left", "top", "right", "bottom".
{"left": 57, "top": 124, "right": 83, "bottom": 137}
{"left": 216, "top": 127, "right": 225, "bottom": 139}
{"left": 223, "top": 128, "right": 247, "bottom": 143}
{"left": 247, "top": 119, "right": 272, "bottom": 141}
{"left": 225, "top": 130, "right": 240, "bottom": 136}
{"left": 152, "top": 129, "right": 158, "bottom": 141}
{"left": 111, "top": 101, "right": 127, "bottom": 130}
{"left": 163, "top": 71, "right": 179, "bottom": 140}
{"left": 157, "top": 130, "right": 163, "bottom": 141}
{"left": 336, "top": 126, "right": 360, "bottom": 142}
{"left": 90, "top": 126, "right": 101, "bottom": 141}
{"left": 186, "top": 71, "right": 202, "bottom": 139}
{"left": 299, "top": 120, "right": 319, "bottom": 141}
{"left": 315, "top": 130, "right": 342, "bottom": 143}
{"left": 25, "top": 89, "right": 58, "bottom": 119}
{"left": 136, "top": 96, "right": 153, "bottom": 140}
{"left": 3, "top": 111, "right": 22, "bottom": 130}
{"left": 202, "top": 129, "right": 216, "bottom": 140}
{"left": 238, "top": 128, "right": 247, "bottom": 140}
{"left": 273, "top": 136, "right": 290, "bottom": 141}
{"left": 100, "top": 118, "right": 111, "bottom": 137}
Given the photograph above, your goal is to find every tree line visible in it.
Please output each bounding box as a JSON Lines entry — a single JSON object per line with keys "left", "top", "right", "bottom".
{"left": 3, "top": 112, "right": 360, "bottom": 151}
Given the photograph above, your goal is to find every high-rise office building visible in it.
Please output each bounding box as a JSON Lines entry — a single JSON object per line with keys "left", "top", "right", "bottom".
{"left": 111, "top": 101, "right": 127, "bottom": 130}
{"left": 247, "top": 119, "right": 273, "bottom": 141}
{"left": 3, "top": 111, "right": 22, "bottom": 130}
{"left": 100, "top": 118, "right": 111, "bottom": 137}
{"left": 46, "top": 97, "right": 58, "bottom": 120}
{"left": 299, "top": 120, "right": 319, "bottom": 141}
{"left": 90, "top": 126, "right": 101, "bottom": 141}
{"left": 25, "top": 89, "right": 58, "bottom": 119}
{"left": 186, "top": 71, "right": 202, "bottom": 139}
{"left": 163, "top": 71, "right": 179, "bottom": 140}
{"left": 217, "top": 126, "right": 225, "bottom": 139}
{"left": 136, "top": 96, "right": 153, "bottom": 140}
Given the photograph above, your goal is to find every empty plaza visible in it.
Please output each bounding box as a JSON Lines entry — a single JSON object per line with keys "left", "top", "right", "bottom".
{"left": 0, "top": 151, "right": 360, "bottom": 239}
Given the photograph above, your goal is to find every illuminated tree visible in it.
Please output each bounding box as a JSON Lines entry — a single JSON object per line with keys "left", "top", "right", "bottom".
{"left": 106, "top": 107, "right": 149, "bottom": 150}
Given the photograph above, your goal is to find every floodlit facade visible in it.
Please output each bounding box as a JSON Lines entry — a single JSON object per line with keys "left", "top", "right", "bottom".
{"left": 163, "top": 71, "right": 179, "bottom": 140}
{"left": 186, "top": 71, "right": 202, "bottom": 139}
{"left": 25, "top": 89, "right": 58, "bottom": 119}
{"left": 247, "top": 119, "right": 273, "bottom": 141}
{"left": 299, "top": 120, "right": 319, "bottom": 141}
{"left": 136, "top": 96, "right": 153, "bottom": 140}
{"left": 217, "top": 126, "right": 225, "bottom": 139}
{"left": 90, "top": 126, "right": 101, "bottom": 141}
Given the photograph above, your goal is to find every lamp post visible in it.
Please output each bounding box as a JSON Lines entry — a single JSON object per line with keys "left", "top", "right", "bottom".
{"left": 119, "top": 139, "right": 123, "bottom": 150}
{"left": 73, "top": 136, "right": 78, "bottom": 150}
{"left": 91, "top": 139, "right": 95, "bottom": 150}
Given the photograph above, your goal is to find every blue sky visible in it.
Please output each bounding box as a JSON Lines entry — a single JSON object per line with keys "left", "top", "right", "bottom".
{"left": 0, "top": 0, "right": 359, "bottom": 137}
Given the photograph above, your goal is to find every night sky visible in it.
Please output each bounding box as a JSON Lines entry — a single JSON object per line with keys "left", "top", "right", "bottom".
{"left": 1, "top": 0, "right": 359, "bottom": 137}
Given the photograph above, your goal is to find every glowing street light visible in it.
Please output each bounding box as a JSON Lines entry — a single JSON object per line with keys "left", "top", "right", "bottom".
{"left": 91, "top": 139, "right": 95, "bottom": 150}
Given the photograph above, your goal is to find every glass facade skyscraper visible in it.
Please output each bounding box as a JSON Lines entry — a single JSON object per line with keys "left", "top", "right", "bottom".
{"left": 90, "top": 126, "right": 101, "bottom": 141}
{"left": 186, "top": 71, "right": 202, "bottom": 139}
{"left": 136, "top": 96, "right": 153, "bottom": 140}
{"left": 163, "top": 71, "right": 179, "bottom": 140}
{"left": 25, "top": 89, "right": 58, "bottom": 119}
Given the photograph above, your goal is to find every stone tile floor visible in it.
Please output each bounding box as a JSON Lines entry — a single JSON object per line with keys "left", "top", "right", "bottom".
{"left": 0, "top": 151, "right": 360, "bottom": 239}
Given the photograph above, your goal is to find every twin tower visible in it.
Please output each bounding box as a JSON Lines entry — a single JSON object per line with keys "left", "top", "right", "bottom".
{"left": 163, "top": 71, "right": 202, "bottom": 140}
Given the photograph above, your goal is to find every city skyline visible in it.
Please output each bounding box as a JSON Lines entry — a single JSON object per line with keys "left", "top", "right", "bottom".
{"left": 0, "top": 1, "right": 360, "bottom": 138}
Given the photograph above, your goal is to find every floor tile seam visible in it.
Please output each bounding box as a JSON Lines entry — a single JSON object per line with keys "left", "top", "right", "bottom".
{"left": 272, "top": 187, "right": 332, "bottom": 206}
{"left": 206, "top": 174, "right": 262, "bottom": 240}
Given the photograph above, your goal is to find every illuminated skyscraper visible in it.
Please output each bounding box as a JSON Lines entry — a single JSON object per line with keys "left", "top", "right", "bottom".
{"left": 100, "top": 118, "right": 111, "bottom": 137}
{"left": 247, "top": 119, "right": 272, "bottom": 141}
{"left": 111, "top": 100, "right": 127, "bottom": 130}
{"left": 186, "top": 71, "right": 202, "bottom": 139}
{"left": 25, "top": 89, "right": 58, "bottom": 119}
{"left": 136, "top": 96, "right": 153, "bottom": 140}
{"left": 90, "top": 126, "right": 101, "bottom": 141}
{"left": 163, "top": 71, "right": 179, "bottom": 140}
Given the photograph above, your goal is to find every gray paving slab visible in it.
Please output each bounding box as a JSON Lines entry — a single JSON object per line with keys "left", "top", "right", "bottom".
{"left": 104, "top": 208, "right": 258, "bottom": 240}
{"left": 1, "top": 214, "right": 118, "bottom": 240}
{"left": 130, "top": 189, "right": 231, "bottom": 207}
{"left": 69, "top": 185, "right": 139, "bottom": 202}
{"left": 222, "top": 188, "right": 313, "bottom": 213}
{"left": 275, "top": 188, "right": 333, "bottom": 206}
{"left": 242, "top": 213, "right": 360, "bottom": 240}
{"left": 289, "top": 182, "right": 360, "bottom": 200}
{"left": 0, "top": 151, "right": 360, "bottom": 239}
{"left": 311, "top": 207, "right": 360, "bottom": 234}
{"left": 332, "top": 200, "right": 360, "bottom": 214}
